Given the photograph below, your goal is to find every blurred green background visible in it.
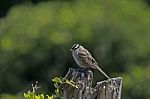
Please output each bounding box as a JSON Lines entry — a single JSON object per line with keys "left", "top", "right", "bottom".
{"left": 0, "top": 0, "right": 150, "bottom": 99}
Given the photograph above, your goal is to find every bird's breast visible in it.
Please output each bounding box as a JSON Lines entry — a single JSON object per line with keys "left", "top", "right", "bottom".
{"left": 72, "top": 52, "right": 86, "bottom": 68}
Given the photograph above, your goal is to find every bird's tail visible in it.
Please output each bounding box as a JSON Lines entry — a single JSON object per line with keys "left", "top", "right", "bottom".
{"left": 97, "top": 66, "right": 110, "bottom": 79}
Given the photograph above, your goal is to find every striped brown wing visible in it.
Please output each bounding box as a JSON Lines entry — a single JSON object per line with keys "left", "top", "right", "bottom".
{"left": 78, "top": 48, "right": 98, "bottom": 69}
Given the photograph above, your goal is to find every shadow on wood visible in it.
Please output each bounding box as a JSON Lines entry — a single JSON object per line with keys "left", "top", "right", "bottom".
{"left": 61, "top": 68, "right": 122, "bottom": 99}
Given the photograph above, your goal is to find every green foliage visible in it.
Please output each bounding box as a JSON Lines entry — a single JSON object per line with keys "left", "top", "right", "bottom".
{"left": 24, "top": 92, "right": 44, "bottom": 99}
{"left": 0, "top": 0, "right": 150, "bottom": 99}
{"left": 23, "top": 77, "right": 77, "bottom": 99}
{"left": 52, "top": 77, "right": 78, "bottom": 89}
{"left": 122, "top": 66, "right": 150, "bottom": 99}
{"left": 24, "top": 77, "right": 64, "bottom": 99}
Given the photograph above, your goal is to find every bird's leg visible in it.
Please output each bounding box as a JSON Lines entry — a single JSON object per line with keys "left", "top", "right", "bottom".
{"left": 78, "top": 68, "right": 89, "bottom": 73}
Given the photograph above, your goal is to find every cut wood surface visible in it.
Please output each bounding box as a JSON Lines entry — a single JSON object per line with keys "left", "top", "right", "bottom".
{"left": 61, "top": 68, "right": 122, "bottom": 99}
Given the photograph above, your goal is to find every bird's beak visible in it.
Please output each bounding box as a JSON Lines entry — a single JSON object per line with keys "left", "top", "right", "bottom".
{"left": 70, "top": 49, "right": 72, "bottom": 51}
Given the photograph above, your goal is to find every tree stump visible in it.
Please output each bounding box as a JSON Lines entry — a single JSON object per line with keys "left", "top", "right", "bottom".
{"left": 62, "top": 68, "right": 122, "bottom": 99}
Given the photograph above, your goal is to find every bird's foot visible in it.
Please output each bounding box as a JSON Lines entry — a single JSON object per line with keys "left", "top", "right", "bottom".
{"left": 78, "top": 68, "right": 89, "bottom": 73}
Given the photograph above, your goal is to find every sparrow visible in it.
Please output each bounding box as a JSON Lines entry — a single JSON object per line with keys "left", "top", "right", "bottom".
{"left": 71, "top": 44, "right": 110, "bottom": 79}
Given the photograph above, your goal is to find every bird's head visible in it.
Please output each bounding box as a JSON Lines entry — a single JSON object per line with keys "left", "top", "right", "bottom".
{"left": 70, "top": 44, "right": 80, "bottom": 52}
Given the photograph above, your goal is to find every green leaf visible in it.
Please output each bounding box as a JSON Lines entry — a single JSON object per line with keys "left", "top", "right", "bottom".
{"left": 52, "top": 77, "right": 62, "bottom": 83}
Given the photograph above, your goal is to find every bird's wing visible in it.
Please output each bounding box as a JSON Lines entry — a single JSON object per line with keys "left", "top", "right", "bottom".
{"left": 78, "top": 48, "right": 91, "bottom": 56}
{"left": 78, "top": 48, "right": 98, "bottom": 68}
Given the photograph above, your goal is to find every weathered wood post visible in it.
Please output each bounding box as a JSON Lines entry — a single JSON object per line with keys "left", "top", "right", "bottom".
{"left": 61, "top": 68, "right": 122, "bottom": 99}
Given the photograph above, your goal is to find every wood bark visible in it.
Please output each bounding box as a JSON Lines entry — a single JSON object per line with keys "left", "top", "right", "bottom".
{"left": 61, "top": 68, "right": 122, "bottom": 99}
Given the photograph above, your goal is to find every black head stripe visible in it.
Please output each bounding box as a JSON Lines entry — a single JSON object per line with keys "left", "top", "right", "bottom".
{"left": 72, "top": 44, "right": 80, "bottom": 50}
{"left": 71, "top": 44, "right": 77, "bottom": 49}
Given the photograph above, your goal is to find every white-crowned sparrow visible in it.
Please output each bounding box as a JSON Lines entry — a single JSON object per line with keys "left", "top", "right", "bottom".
{"left": 71, "top": 44, "right": 110, "bottom": 79}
